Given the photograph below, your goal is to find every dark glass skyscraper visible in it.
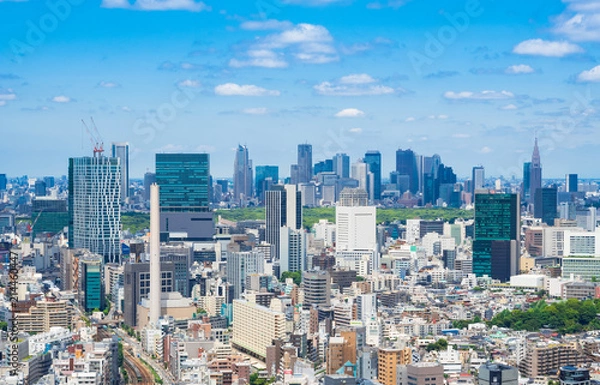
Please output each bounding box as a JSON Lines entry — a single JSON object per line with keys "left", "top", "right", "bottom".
{"left": 0, "top": 174, "right": 6, "bottom": 191}
{"left": 233, "top": 145, "right": 253, "bottom": 205}
{"left": 256, "top": 165, "right": 279, "bottom": 203}
{"left": 156, "top": 153, "right": 210, "bottom": 212}
{"left": 473, "top": 193, "right": 520, "bottom": 282}
{"left": 534, "top": 187, "right": 558, "bottom": 226}
{"left": 566, "top": 174, "right": 578, "bottom": 193}
{"left": 529, "top": 138, "right": 542, "bottom": 205}
{"left": 364, "top": 150, "right": 381, "bottom": 200}
{"left": 522, "top": 162, "right": 531, "bottom": 202}
{"left": 297, "top": 144, "right": 312, "bottom": 184}
{"left": 396, "top": 149, "right": 418, "bottom": 194}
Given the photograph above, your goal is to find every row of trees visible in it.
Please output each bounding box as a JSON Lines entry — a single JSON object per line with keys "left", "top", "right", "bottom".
{"left": 490, "top": 298, "right": 600, "bottom": 334}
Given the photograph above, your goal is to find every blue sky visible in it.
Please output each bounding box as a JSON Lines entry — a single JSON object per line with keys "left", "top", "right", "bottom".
{"left": 1, "top": 0, "right": 600, "bottom": 179}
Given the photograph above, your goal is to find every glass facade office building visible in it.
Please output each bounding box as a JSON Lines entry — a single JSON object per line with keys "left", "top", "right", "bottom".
{"left": 81, "top": 258, "right": 103, "bottom": 312}
{"left": 473, "top": 193, "right": 520, "bottom": 281}
{"left": 156, "top": 153, "right": 210, "bottom": 212}
{"left": 364, "top": 151, "right": 382, "bottom": 200}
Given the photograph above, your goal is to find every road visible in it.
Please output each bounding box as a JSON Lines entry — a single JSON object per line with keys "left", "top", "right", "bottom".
{"left": 115, "top": 328, "right": 177, "bottom": 385}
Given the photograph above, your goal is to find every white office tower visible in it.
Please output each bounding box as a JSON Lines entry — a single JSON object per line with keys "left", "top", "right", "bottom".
{"left": 336, "top": 188, "right": 376, "bottom": 252}
{"left": 356, "top": 293, "right": 377, "bottom": 324}
{"left": 351, "top": 159, "right": 374, "bottom": 202}
{"left": 149, "top": 184, "right": 161, "bottom": 326}
{"left": 265, "top": 184, "right": 302, "bottom": 260}
{"left": 280, "top": 226, "right": 307, "bottom": 273}
{"left": 227, "top": 251, "right": 265, "bottom": 300}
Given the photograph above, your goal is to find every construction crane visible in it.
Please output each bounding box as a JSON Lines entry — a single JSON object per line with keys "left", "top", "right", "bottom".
{"left": 82, "top": 117, "right": 104, "bottom": 156}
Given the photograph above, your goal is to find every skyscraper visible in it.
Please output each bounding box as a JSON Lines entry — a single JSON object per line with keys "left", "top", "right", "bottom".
{"left": 111, "top": 142, "right": 129, "bottom": 203}
{"left": 473, "top": 193, "right": 520, "bottom": 281}
{"left": 265, "top": 185, "right": 302, "bottom": 260}
{"left": 234, "top": 145, "right": 253, "bottom": 206}
{"left": 534, "top": 187, "right": 558, "bottom": 226}
{"left": 155, "top": 153, "right": 213, "bottom": 241}
{"left": 256, "top": 165, "right": 279, "bottom": 203}
{"left": 80, "top": 256, "right": 104, "bottom": 312}
{"left": 227, "top": 251, "right": 265, "bottom": 300}
{"left": 351, "top": 159, "right": 373, "bottom": 200}
{"left": 156, "top": 153, "right": 210, "bottom": 211}
{"left": 529, "top": 138, "right": 542, "bottom": 205}
{"left": 333, "top": 153, "right": 350, "bottom": 179}
{"left": 396, "top": 148, "right": 418, "bottom": 194}
{"left": 472, "top": 166, "right": 485, "bottom": 194}
{"left": 336, "top": 188, "right": 376, "bottom": 252}
{"left": 297, "top": 144, "right": 312, "bottom": 184}
{"left": 69, "top": 156, "right": 121, "bottom": 263}
{"left": 522, "top": 161, "right": 531, "bottom": 202}
{"left": 0, "top": 174, "right": 6, "bottom": 191}
{"left": 143, "top": 172, "right": 156, "bottom": 201}
{"left": 566, "top": 174, "right": 578, "bottom": 193}
{"left": 364, "top": 151, "right": 382, "bottom": 201}
{"left": 279, "top": 226, "right": 306, "bottom": 274}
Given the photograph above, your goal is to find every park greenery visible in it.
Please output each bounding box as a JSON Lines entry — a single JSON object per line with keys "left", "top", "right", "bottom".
{"left": 280, "top": 271, "right": 302, "bottom": 285}
{"left": 250, "top": 373, "right": 276, "bottom": 385}
{"left": 122, "top": 207, "right": 473, "bottom": 233}
{"left": 489, "top": 298, "right": 600, "bottom": 334}
{"left": 426, "top": 338, "right": 448, "bottom": 352}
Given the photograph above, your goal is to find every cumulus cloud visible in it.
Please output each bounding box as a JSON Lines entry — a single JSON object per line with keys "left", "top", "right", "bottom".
{"left": 98, "top": 81, "right": 120, "bottom": 88}
{"left": 51, "top": 95, "right": 72, "bottom": 103}
{"left": 214, "top": 83, "right": 280, "bottom": 96}
{"left": 577, "top": 65, "right": 600, "bottom": 82}
{"left": 552, "top": 1, "right": 600, "bottom": 42}
{"left": 177, "top": 79, "right": 201, "bottom": 88}
{"left": 505, "top": 64, "right": 535, "bottom": 74}
{"left": 501, "top": 103, "right": 518, "bottom": 110}
{"left": 479, "top": 146, "right": 493, "bottom": 154}
{"left": 349, "top": 127, "right": 363, "bottom": 133}
{"left": 314, "top": 74, "right": 396, "bottom": 96}
{"left": 512, "top": 39, "right": 583, "bottom": 57}
{"left": 240, "top": 19, "right": 292, "bottom": 31}
{"left": 405, "top": 117, "right": 415, "bottom": 122}
{"left": 0, "top": 89, "right": 16, "bottom": 101}
{"left": 229, "top": 50, "right": 288, "bottom": 68}
{"left": 101, "top": 0, "right": 210, "bottom": 11}
{"left": 230, "top": 23, "right": 338, "bottom": 67}
{"left": 241, "top": 107, "right": 269, "bottom": 115}
{"left": 443, "top": 90, "right": 514, "bottom": 101}
{"left": 335, "top": 108, "right": 365, "bottom": 117}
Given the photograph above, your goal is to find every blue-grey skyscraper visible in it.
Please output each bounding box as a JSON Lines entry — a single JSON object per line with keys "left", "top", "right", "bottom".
{"left": 364, "top": 151, "right": 381, "bottom": 200}
{"left": 297, "top": 144, "right": 312, "bottom": 184}
{"left": 566, "top": 174, "right": 578, "bottom": 193}
{"left": 234, "top": 145, "right": 253, "bottom": 206}
{"left": 522, "top": 161, "right": 531, "bottom": 202}
{"left": 534, "top": 187, "right": 558, "bottom": 226}
{"left": 69, "top": 155, "right": 121, "bottom": 263}
{"left": 333, "top": 153, "right": 350, "bottom": 179}
{"left": 256, "top": 165, "right": 279, "bottom": 204}
{"left": 265, "top": 185, "right": 302, "bottom": 261}
{"left": 472, "top": 166, "right": 485, "bottom": 194}
{"left": 529, "top": 138, "right": 542, "bottom": 205}
{"left": 111, "top": 142, "right": 129, "bottom": 203}
{"left": 396, "top": 148, "right": 418, "bottom": 194}
{"left": 0, "top": 174, "right": 6, "bottom": 191}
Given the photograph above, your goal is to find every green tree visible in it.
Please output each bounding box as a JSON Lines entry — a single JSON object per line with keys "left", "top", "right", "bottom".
{"left": 280, "top": 271, "right": 302, "bottom": 285}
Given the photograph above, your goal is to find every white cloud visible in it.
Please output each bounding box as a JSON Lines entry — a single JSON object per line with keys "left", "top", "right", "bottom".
{"left": 231, "top": 23, "right": 338, "bottom": 67}
{"left": 335, "top": 108, "right": 365, "bottom": 117}
{"left": 505, "top": 64, "right": 535, "bottom": 74}
{"left": 452, "top": 133, "right": 471, "bottom": 138}
{"left": 241, "top": 107, "right": 269, "bottom": 115}
{"left": 479, "top": 146, "right": 493, "bottom": 154}
{"left": 315, "top": 74, "right": 395, "bottom": 96}
{"left": 577, "top": 65, "right": 600, "bottom": 82}
{"left": 501, "top": 103, "right": 518, "bottom": 110}
{"left": 98, "top": 81, "right": 120, "bottom": 88}
{"left": 51, "top": 95, "right": 72, "bottom": 103}
{"left": 121, "top": 106, "right": 132, "bottom": 112}
{"left": 367, "top": 0, "right": 410, "bottom": 9}
{"left": 552, "top": 1, "right": 600, "bottom": 42}
{"left": 229, "top": 50, "right": 288, "bottom": 68}
{"left": 101, "top": 0, "right": 210, "bottom": 12}
{"left": 214, "top": 83, "right": 280, "bottom": 96}
{"left": 443, "top": 90, "right": 514, "bottom": 100}
{"left": 177, "top": 79, "right": 201, "bottom": 88}
{"left": 0, "top": 90, "right": 16, "bottom": 101}
{"left": 512, "top": 39, "right": 583, "bottom": 57}
{"left": 349, "top": 127, "right": 363, "bottom": 133}
{"left": 240, "top": 20, "right": 292, "bottom": 31}
{"left": 428, "top": 114, "right": 448, "bottom": 119}
{"left": 405, "top": 117, "right": 415, "bottom": 122}
{"left": 339, "top": 73, "right": 376, "bottom": 84}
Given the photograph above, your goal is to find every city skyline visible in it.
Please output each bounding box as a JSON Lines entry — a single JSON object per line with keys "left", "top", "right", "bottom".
{"left": 2, "top": 1, "right": 600, "bottom": 178}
